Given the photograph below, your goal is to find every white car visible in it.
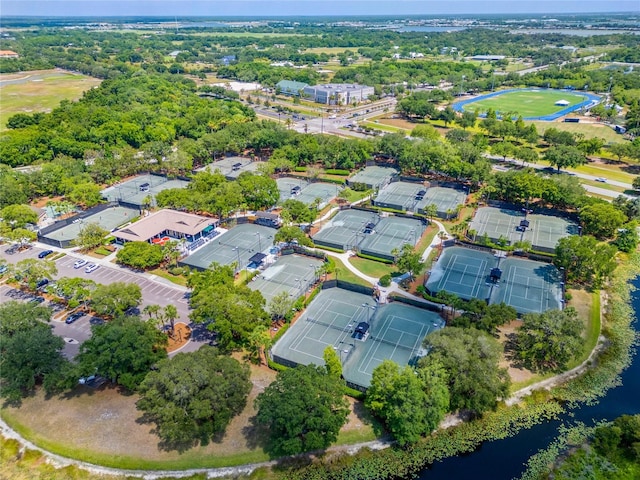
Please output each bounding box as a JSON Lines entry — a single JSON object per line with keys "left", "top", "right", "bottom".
{"left": 85, "top": 263, "right": 100, "bottom": 274}
{"left": 73, "top": 259, "right": 88, "bottom": 269}
{"left": 595, "top": 177, "right": 607, "bottom": 183}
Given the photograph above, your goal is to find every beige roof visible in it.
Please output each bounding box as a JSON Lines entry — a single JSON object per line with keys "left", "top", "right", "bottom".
{"left": 113, "top": 209, "right": 216, "bottom": 242}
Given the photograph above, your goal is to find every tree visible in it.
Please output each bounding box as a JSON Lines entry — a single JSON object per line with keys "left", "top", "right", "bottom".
{"left": 0, "top": 322, "right": 68, "bottom": 402}
{"left": 0, "top": 204, "right": 37, "bottom": 228}
{"left": 411, "top": 124, "right": 441, "bottom": 141}
{"left": 161, "top": 240, "right": 181, "bottom": 267}
{"left": 189, "top": 264, "right": 270, "bottom": 350}
{"left": 90, "top": 282, "right": 142, "bottom": 318}
{"left": 456, "top": 110, "right": 477, "bottom": 130}
{"left": 555, "top": 235, "right": 617, "bottom": 287}
{"left": 55, "top": 277, "right": 96, "bottom": 309}
{"left": 491, "top": 140, "right": 515, "bottom": 160}
{"left": 274, "top": 225, "right": 313, "bottom": 247}
{"left": 633, "top": 176, "right": 640, "bottom": 192}
{"left": 366, "top": 360, "right": 449, "bottom": 446}
{"left": 323, "top": 345, "right": 343, "bottom": 379}
{"left": 255, "top": 364, "right": 349, "bottom": 455}
{"left": 6, "top": 227, "right": 36, "bottom": 246}
{"left": 0, "top": 301, "right": 52, "bottom": 337}
{"left": 281, "top": 199, "right": 314, "bottom": 225}
{"left": 544, "top": 145, "right": 586, "bottom": 172}
{"left": 237, "top": 172, "right": 279, "bottom": 211}
{"left": 163, "top": 304, "right": 179, "bottom": 336}
{"left": 614, "top": 226, "right": 639, "bottom": 253}
{"left": 137, "top": 348, "right": 251, "bottom": 449}
{"left": 451, "top": 301, "right": 517, "bottom": 334}
{"left": 543, "top": 128, "right": 576, "bottom": 146}
{"left": 513, "top": 308, "right": 584, "bottom": 372}
{"left": 392, "top": 243, "right": 425, "bottom": 281}
{"left": 76, "top": 316, "right": 167, "bottom": 390}
{"left": 67, "top": 182, "right": 103, "bottom": 208}
{"left": 73, "top": 222, "right": 109, "bottom": 250}
{"left": 116, "top": 241, "right": 164, "bottom": 269}
{"left": 13, "top": 258, "right": 57, "bottom": 291}
{"left": 268, "top": 290, "right": 294, "bottom": 321}
{"left": 419, "top": 327, "right": 510, "bottom": 416}
{"left": 579, "top": 203, "right": 626, "bottom": 239}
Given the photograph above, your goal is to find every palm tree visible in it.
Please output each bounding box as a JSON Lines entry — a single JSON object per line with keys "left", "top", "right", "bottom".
{"left": 163, "top": 304, "right": 179, "bottom": 338}
{"left": 424, "top": 204, "right": 438, "bottom": 224}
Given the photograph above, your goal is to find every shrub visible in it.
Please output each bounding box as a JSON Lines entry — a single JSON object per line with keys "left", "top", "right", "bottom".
{"left": 379, "top": 274, "right": 392, "bottom": 287}
{"left": 325, "top": 169, "right": 350, "bottom": 176}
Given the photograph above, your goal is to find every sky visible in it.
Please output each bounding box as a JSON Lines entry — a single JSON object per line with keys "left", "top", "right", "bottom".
{"left": 2, "top": 1, "right": 639, "bottom": 17}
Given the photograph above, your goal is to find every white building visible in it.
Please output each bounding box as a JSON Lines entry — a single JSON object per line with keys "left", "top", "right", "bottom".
{"left": 302, "top": 83, "right": 375, "bottom": 105}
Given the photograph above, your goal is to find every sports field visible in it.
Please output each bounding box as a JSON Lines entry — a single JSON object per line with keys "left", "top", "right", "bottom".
{"left": 454, "top": 88, "right": 601, "bottom": 120}
{"left": 271, "top": 288, "right": 444, "bottom": 389}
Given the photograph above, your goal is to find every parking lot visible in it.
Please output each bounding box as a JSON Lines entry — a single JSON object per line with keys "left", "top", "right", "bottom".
{"left": 1, "top": 243, "right": 203, "bottom": 357}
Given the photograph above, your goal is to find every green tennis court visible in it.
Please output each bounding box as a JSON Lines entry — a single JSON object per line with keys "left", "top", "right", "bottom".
{"left": 347, "top": 166, "right": 399, "bottom": 189}
{"left": 359, "top": 216, "right": 426, "bottom": 260}
{"left": 490, "top": 257, "right": 563, "bottom": 314}
{"left": 416, "top": 187, "right": 468, "bottom": 219}
{"left": 373, "top": 181, "right": 424, "bottom": 211}
{"left": 101, "top": 174, "right": 190, "bottom": 207}
{"left": 296, "top": 182, "right": 340, "bottom": 208}
{"left": 271, "top": 288, "right": 444, "bottom": 389}
{"left": 469, "top": 207, "right": 576, "bottom": 252}
{"left": 180, "top": 223, "right": 275, "bottom": 271}
{"left": 312, "top": 209, "right": 380, "bottom": 251}
{"left": 198, "top": 156, "right": 262, "bottom": 179}
{"left": 426, "top": 246, "right": 494, "bottom": 301}
{"left": 276, "top": 177, "right": 308, "bottom": 202}
{"left": 248, "top": 254, "right": 324, "bottom": 304}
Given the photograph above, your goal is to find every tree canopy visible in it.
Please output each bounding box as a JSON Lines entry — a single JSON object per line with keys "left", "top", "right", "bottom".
{"left": 90, "top": 282, "right": 142, "bottom": 318}
{"left": 137, "top": 347, "right": 251, "bottom": 449}
{"left": 513, "top": 308, "right": 584, "bottom": 372}
{"left": 76, "top": 315, "right": 167, "bottom": 390}
{"left": 116, "top": 241, "right": 164, "bottom": 269}
{"left": 366, "top": 360, "right": 449, "bottom": 446}
{"left": 419, "top": 327, "right": 510, "bottom": 416}
{"left": 555, "top": 235, "right": 617, "bottom": 287}
{"left": 256, "top": 364, "right": 349, "bottom": 456}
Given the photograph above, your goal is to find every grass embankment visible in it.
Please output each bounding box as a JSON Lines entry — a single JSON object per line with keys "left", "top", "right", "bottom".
{"left": 349, "top": 256, "right": 394, "bottom": 278}
{"left": 149, "top": 268, "right": 189, "bottom": 287}
{"left": 333, "top": 257, "right": 374, "bottom": 287}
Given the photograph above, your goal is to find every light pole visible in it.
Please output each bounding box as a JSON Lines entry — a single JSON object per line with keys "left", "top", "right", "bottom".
{"left": 255, "top": 232, "right": 262, "bottom": 252}
{"left": 362, "top": 303, "right": 376, "bottom": 325}
{"left": 232, "top": 246, "right": 241, "bottom": 273}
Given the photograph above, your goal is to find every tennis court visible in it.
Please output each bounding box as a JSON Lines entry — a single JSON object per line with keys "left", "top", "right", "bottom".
{"left": 180, "top": 223, "right": 275, "bottom": 271}
{"left": 276, "top": 177, "right": 308, "bottom": 202}
{"left": 248, "top": 254, "right": 324, "bottom": 304}
{"left": 416, "top": 187, "right": 467, "bottom": 219}
{"left": 101, "top": 174, "right": 190, "bottom": 207}
{"left": 425, "top": 246, "right": 493, "bottom": 301}
{"left": 39, "top": 205, "right": 139, "bottom": 247}
{"left": 312, "top": 209, "right": 380, "bottom": 251}
{"left": 521, "top": 214, "right": 578, "bottom": 252}
{"left": 490, "top": 257, "right": 563, "bottom": 314}
{"left": 198, "top": 156, "right": 262, "bottom": 179}
{"left": 347, "top": 166, "right": 399, "bottom": 189}
{"left": 271, "top": 288, "right": 444, "bottom": 389}
{"left": 359, "top": 216, "right": 426, "bottom": 260}
{"left": 296, "top": 182, "right": 340, "bottom": 208}
{"left": 373, "top": 181, "right": 424, "bottom": 211}
{"left": 469, "top": 207, "right": 576, "bottom": 252}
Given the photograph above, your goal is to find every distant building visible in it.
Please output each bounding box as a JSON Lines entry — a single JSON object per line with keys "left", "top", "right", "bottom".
{"left": 221, "top": 55, "right": 237, "bottom": 65}
{"left": 275, "top": 79, "right": 309, "bottom": 96}
{"left": 471, "top": 55, "right": 506, "bottom": 61}
{"left": 303, "top": 83, "right": 375, "bottom": 105}
{"left": 168, "top": 50, "right": 182, "bottom": 58}
{"left": 0, "top": 50, "right": 19, "bottom": 58}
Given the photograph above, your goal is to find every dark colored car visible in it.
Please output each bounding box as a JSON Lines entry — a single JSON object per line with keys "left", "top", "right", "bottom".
{"left": 38, "top": 249, "right": 54, "bottom": 258}
{"left": 36, "top": 278, "right": 49, "bottom": 289}
{"left": 29, "top": 296, "right": 45, "bottom": 304}
{"left": 65, "top": 312, "right": 84, "bottom": 324}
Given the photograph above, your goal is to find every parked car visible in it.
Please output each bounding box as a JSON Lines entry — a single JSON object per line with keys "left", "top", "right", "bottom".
{"left": 38, "top": 249, "right": 54, "bottom": 258}
{"left": 29, "top": 296, "right": 45, "bottom": 304}
{"left": 85, "top": 263, "right": 100, "bottom": 274}
{"left": 4, "top": 245, "right": 18, "bottom": 255}
{"left": 36, "top": 278, "right": 49, "bottom": 289}
{"left": 595, "top": 177, "right": 607, "bottom": 183}
{"left": 0, "top": 265, "right": 8, "bottom": 274}
{"left": 73, "top": 259, "right": 88, "bottom": 269}
{"left": 65, "top": 311, "right": 84, "bottom": 324}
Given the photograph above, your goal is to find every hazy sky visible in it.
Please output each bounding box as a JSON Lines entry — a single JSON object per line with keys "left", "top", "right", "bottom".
{"left": 2, "top": 1, "right": 640, "bottom": 17}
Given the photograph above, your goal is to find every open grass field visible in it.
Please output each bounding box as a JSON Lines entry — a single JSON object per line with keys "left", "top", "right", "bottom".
{"left": 0, "top": 70, "right": 101, "bottom": 130}
{"left": 461, "top": 89, "right": 588, "bottom": 118}
{"left": 0, "top": 357, "right": 376, "bottom": 471}
{"left": 529, "top": 120, "right": 626, "bottom": 144}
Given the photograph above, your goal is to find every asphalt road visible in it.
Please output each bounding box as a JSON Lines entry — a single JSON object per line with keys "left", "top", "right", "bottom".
{"left": 0, "top": 244, "right": 208, "bottom": 358}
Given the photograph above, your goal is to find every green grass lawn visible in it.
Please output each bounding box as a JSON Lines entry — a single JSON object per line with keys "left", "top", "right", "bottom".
{"left": 461, "top": 89, "right": 589, "bottom": 118}
{"left": 567, "top": 162, "right": 636, "bottom": 184}
{"left": 333, "top": 257, "right": 373, "bottom": 287}
{"left": 149, "top": 268, "right": 189, "bottom": 287}
{"left": 529, "top": 120, "right": 626, "bottom": 144}
{"left": 0, "top": 71, "right": 101, "bottom": 130}
{"left": 349, "top": 256, "right": 395, "bottom": 278}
